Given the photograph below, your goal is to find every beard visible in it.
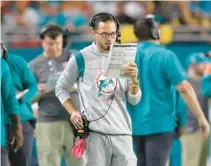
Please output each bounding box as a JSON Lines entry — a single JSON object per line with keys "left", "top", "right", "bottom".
{"left": 102, "top": 42, "right": 112, "bottom": 51}
{"left": 96, "top": 40, "right": 113, "bottom": 52}
{"left": 105, "top": 45, "right": 111, "bottom": 51}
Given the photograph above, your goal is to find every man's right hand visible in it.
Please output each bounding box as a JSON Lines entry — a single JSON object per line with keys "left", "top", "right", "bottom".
{"left": 70, "top": 111, "right": 83, "bottom": 129}
{"left": 11, "top": 124, "right": 23, "bottom": 152}
{"left": 177, "top": 80, "right": 210, "bottom": 138}
{"left": 198, "top": 117, "right": 210, "bottom": 138}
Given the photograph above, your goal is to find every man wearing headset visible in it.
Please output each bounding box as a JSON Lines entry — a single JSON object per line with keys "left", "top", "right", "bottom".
{"left": 127, "top": 16, "right": 210, "bottom": 166}
{"left": 1, "top": 42, "right": 23, "bottom": 166}
{"left": 29, "top": 24, "right": 84, "bottom": 166}
{"left": 55, "top": 13, "right": 142, "bottom": 166}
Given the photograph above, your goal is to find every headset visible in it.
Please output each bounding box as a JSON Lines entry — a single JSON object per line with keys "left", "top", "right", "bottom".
{"left": 138, "top": 16, "right": 160, "bottom": 40}
{"left": 1, "top": 41, "right": 8, "bottom": 58}
{"left": 89, "top": 12, "right": 121, "bottom": 43}
{"left": 39, "top": 24, "right": 70, "bottom": 48}
{"left": 145, "top": 17, "right": 160, "bottom": 40}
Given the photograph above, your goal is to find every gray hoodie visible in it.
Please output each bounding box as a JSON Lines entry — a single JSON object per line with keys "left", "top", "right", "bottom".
{"left": 55, "top": 43, "right": 141, "bottom": 135}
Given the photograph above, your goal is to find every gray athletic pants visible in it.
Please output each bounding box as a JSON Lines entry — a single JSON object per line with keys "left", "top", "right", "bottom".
{"left": 86, "top": 132, "right": 137, "bottom": 166}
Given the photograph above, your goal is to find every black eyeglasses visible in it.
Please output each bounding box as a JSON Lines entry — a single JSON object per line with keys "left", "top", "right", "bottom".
{"left": 95, "top": 31, "right": 117, "bottom": 39}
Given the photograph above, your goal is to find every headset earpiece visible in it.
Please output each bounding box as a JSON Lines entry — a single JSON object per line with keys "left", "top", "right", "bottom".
{"left": 1, "top": 42, "right": 8, "bottom": 58}
{"left": 145, "top": 18, "right": 160, "bottom": 40}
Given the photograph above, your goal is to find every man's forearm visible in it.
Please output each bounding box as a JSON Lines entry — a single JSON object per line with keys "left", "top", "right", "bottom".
{"left": 128, "top": 79, "right": 142, "bottom": 105}
{"left": 63, "top": 98, "right": 78, "bottom": 115}
{"left": 179, "top": 85, "right": 205, "bottom": 120}
{"left": 9, "top": 114, "right": 21, "bottom": 124}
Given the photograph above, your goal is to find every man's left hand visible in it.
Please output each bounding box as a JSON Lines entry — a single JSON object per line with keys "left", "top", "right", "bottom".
{"left": 121, "top": 63, "right": 138, "bottom": 82}
{"left": 176, "top": 126, "right": 186, "bottom": 137}
{"left": 199, "top": 117, "right": 210, "bottom": 138}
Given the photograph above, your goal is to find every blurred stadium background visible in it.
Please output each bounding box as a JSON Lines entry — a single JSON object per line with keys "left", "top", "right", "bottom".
{"left": 1, "top": 1, "right": 211, "bottom": 166}
{"left": 1, "top": 1, "right": 211, "bottom": 64}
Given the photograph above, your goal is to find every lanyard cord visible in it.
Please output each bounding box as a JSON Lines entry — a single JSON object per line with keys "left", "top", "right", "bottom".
{"left": 77, "top": 78, "right": 118, "bottom": 122}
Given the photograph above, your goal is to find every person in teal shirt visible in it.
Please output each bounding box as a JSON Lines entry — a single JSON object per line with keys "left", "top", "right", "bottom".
{"left": 129, "top": 16, "right": 210, "bottom": 166}
{"left": 170, "top": 53, "right": 210, "bottom": 166}
{"left": 3, "top": 48, "right": 38, "bottom": 166}
{"left": 169, "top": 90, "right": 187, "bottom": 166}
{"left": 1, "top": 43, "right": 23, "bottom": 166}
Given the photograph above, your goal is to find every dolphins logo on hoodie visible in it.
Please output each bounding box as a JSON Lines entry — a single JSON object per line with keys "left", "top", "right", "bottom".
{"left": 96, "top": 72, "right": 117, "bottom": 96}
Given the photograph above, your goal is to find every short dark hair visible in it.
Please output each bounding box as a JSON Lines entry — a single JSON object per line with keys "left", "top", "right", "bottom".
{"left": 134, "top": 19, "right": 158, "bottom": 41}
{"left": 44, "top": 29, "right": 63, "bottom": 40}
{"left": 40, "top": 24, "right": 64, "bottom": 40}
{"left": 90, "top": 13, "right": 117, "bottom": 30}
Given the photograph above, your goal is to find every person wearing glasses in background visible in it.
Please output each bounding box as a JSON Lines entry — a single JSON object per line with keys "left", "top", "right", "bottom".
{"left": 29, "top": 24, "right": 84, "bottom": 166}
